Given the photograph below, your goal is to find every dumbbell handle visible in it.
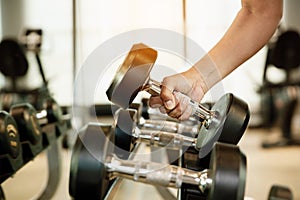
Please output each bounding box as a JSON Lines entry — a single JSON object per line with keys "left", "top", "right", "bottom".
{"left": 36, "top": 108, "right": 68, "bottom": 125}
{"left": 134, "top": 128, "right": 197, "bottom": 148}
{"left": 36, "top": 110, "right": 48, "bottom": 125}
{"left": 106, "top": 155, "right": 211, "bottom": 193}
{"left": 141, "top": 119, "right": 200, "bottom": 137}
{"left": 143, "top": 79, "right": 213, "bottom": 128}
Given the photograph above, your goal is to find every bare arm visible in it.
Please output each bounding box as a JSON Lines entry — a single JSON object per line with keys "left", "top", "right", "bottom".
{"left": 150, "top": 0, "right": 283, "bottom": 120}
{"left": 201, "top": 0, "right": 283, "bottom": 89}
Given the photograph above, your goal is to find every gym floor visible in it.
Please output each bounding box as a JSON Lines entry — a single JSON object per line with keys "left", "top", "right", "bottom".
{"left": 1, "top": 127, "right": 300, "bottom": 200}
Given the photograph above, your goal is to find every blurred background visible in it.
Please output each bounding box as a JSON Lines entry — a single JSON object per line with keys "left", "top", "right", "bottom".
{"left": 1, "top": 0, "right": 299, "bottom": 124}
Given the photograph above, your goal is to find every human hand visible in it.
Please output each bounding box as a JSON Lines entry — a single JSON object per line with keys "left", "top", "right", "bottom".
{"left": 149, "top": 67, "right": 207, "bottom": 120}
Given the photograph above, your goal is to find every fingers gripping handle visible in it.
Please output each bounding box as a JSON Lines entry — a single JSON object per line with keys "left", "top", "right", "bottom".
{"left": 144, "top": 79, "right": 212, "bottom": 127}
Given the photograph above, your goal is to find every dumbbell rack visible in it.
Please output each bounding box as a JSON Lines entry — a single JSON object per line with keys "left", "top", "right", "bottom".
{"left": 87, "top": 119, "right": 208, "bottom": 200}
{"left": 0, "top": 114, "right": 68, "bottom": 200}
{"left": 101, "top": 142, "right": 183, "bottom": 200}
{"left": 86, "top": 136, "right": 211, "bottom": 200}
{"left": 103, "top": 142, "right": 143, "bottom": 200}
{"left": 89, "top": 102, "right": 246, "bottom": 200}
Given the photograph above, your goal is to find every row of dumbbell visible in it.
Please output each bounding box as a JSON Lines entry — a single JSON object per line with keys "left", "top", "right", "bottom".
{"left": 0, "top": 98, "right": 64, "bottom": 182}
{"left": 114, "top": 96, "right": 250, "bottom": 157}
{"left": 69, "top": 98, "right": 250, "bottom": 200}
{"left": 92, "top": 42, "right": 250, "bottom": 200}
{"left": 115, "top": 100, "right": 295, "bottom": 200}
{"left": 70, "top": 40, "right": 294, "bottom": 200}
{"left": 101, "top": 43, "right": 247, "bottom": 199}
{"left": 69, "top": 105, "right": 295, "bottom": 200}
{"left": 123, "top": 102, "right": 294, "bottom": 200}
{"left": 69, "top": 120, "right": 246, "bottom": 200}
{"left": 118, "top": 101, "right": 249, "bottom": 199}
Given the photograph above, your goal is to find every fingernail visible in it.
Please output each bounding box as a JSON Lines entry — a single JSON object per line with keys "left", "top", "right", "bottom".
{"left": 165, "top": 100, "right": 174, "bottom": 109}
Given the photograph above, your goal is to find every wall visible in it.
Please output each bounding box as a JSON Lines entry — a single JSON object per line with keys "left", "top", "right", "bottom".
{"left": 0, "top": 0, "right": 299, "bottom": 122}
{"left": 74, "top": 0, "right": 300, "bottom": 127}
{"left": 185, "top": 0, "right": 266, "bottom": 111}
{"left": 283, "top": 0, "right": 300, "bottom": 32}
{"left": 74, "top": 0, "right": 184, "bottom": 108}
{"left": 74, "top": 0, "right": 245, "bottom": 105}
{"left": 0, "top": 0, "right": 73, "bottom": 106}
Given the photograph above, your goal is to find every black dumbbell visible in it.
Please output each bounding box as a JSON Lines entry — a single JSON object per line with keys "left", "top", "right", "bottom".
{"left": 114, "top": 107, "right": 247, "bottom": 158}
{"left": 69, "top": 124, "right": 114, "bottom": 200}
{"left": 69, "top": 123, "right": 247, "bottom": 200}
{"left": 115, "top": 109, "right": 196, "bottom": 153}
{"left": 106, "top": 43, "right": 250, "bottom": 156}
{"left": 0, "top": 111, "right": 20, "bottom": 158}
{"left": 9, "top": 100, "right": 62, "bottom": 145}
{"left": 268, "top": 185, "right": 293, "bottom": 200}
{"left": 114, "top": 107, "right": 193, "bottom": 160}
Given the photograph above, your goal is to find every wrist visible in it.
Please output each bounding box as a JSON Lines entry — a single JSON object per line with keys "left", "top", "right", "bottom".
{"left": 179, "top": 67, "right": 207, "bottom": 102}
{"left": 184, "top": 67, "right": 208, "bottom": 94}
{"left": 191, "top": 54, "right": 223, "bottom": 93}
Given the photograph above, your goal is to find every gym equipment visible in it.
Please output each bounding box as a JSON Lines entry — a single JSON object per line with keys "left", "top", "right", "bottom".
{"left": 0, "top": 30, "right": 66, "bottom": 199}
{"left": 141, "top": 98, "right": 150, "bottom": 119}
{"left": 21, "top": 29, "right": 48, "bottom": 86}
{"left": 106, "top": 43, "right": 249, "bottom": 154}
{"left": 268, "top": 185, "right": 293, "bottom": 200}
{"left": 130, "top": 101, "right": 227, "bottom": 137}
{"left": 10, "top": 99, "right": 63, "bottom": 144}
{"left": 132, "top": 99, "right": 211, "bottom": 124}
{"left": 9, "top": 103, "right": 43, "bottom": 146}
{"left": 259, "top": 30, "right": 300, "bottom": 148}
{"left": 0, "top": 111, "right": 23, "bottom": 183}
{"left": 115, "top": 109, "right": 198, "bottom": 153}
{"left": 69, "top": 123, "right": 246, "bottom": 200}
{"left": 8, "top": 99, "right": 64, "bottom": 162}
{"left": 0, "top": 186, "right": 4, "bottom": 200}
{"left": 0, "top": 39, "right": 28, "bottom": 91}
{"left": 69, "top": 124, "right": 115, "bottom": 200}
{"left": 129, "top": 102, "right": 201, "bottom": 136}
{"left": 0, "top": 35, "right": 50, "bottom": 112}
{"left": 262, "top": 86, "right": 300, "bottom": 148}
{"left": 114, "top": 107, "right": 247, "bottom": 162}
{"left": 115, "top": 106, "right": 204, "bottom": 160}
{"left": 0, "top": 111, "right": 20, "bottom": 158}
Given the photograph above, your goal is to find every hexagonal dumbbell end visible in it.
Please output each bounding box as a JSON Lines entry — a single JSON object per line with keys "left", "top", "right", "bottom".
{"left": 10, "top": 103, "right": 42, "bottom": 145}
{"left": 0, "top": 111, "right": 20, "bottom": 158}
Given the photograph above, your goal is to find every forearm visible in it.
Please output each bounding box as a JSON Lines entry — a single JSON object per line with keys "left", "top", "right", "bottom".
{"left": 192, "top": 0, "right": 283, "bottom": 92}
{"left": 155, "top": 0, "right": 283, "bottom": 119}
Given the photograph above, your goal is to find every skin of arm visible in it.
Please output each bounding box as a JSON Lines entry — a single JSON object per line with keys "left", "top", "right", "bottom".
{"left": 149, "top": 0, "right": 283, "bottom": 120}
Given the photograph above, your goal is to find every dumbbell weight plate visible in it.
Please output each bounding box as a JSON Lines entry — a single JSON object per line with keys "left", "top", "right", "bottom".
{"left": 106, "top": 43, "right": 157, "bottom": 109}
{"left": 0, "top": 111, "right": 20, "bottom": 158}
{"left": 10, "top": 103, "right": 42, "bottom": 145}
{"left": 0, "top": 39, "right": 28, "bottom": 77}
{"left": 114, "top": 109, "right": 137, "bottom": 159}
{"left": 209, "top": 142, "right": 246, "bottom": 200}
{"left": 69, "top": 123, "right": 115, "bottom": 200}
{"left": 141, "top": 98, "right": 150, "bottom": 120}
{"left": 42, "top": 97, "right": 62, "bottom": 124}
{"left": 218, "top": 94, "right": 250, "bottom": 144}
{"left": 268, "top": 185, "right": 293, "bottom": 200}
{"left": 196, "top": 93, "right": 250, "bottom": 157}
